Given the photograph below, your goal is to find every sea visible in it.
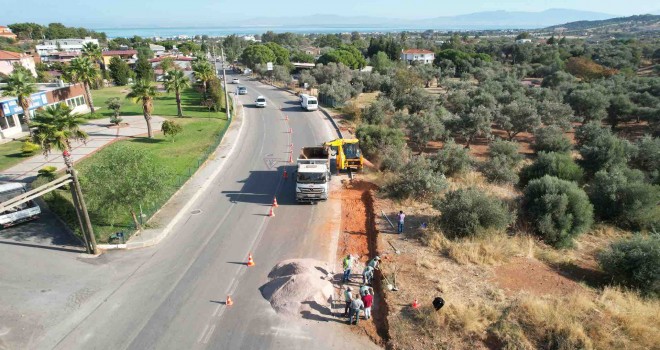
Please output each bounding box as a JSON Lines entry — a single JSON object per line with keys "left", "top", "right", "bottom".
{"left": 94, "top": 25, "right": 499, "bottom": 39}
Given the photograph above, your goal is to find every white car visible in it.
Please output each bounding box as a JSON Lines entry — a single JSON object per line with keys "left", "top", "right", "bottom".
{"left": 255, "top": 96, "right": 267, "bottom": 108}
{"left": 232, "top": 78, "right": 240, "bottom": 84}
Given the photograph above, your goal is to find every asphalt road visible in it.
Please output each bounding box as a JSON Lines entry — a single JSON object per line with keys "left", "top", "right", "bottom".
{"left": 0, "top": 74, "right": 379, "bottom": 350}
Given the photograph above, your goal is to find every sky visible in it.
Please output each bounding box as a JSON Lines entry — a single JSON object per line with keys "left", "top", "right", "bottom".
{"left": 2, "top": 0, "right": 657, "bottom": 28}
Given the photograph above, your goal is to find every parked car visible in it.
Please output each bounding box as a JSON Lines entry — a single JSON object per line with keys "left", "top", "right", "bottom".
{"left": 255, "top": 96, "right": 267, "bottom": 108}
{"left": 237, "top": 86, "right": 247, "bottom": 95}
{"left": 232, "top": 78, "right": 240, "bottom": 84}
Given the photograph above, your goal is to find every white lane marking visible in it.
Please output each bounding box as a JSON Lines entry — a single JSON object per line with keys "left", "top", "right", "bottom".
{"left": 202, "top": 325, "right": 216, "bottom": 344}
{"left": 197, "top": 324, "right": 210, "bottom": 343}
{"left": 212, "top": 304, "right": 221, "bottom": 317}
{"left": 267, "top": 326, "right": 312, "bottom": 340}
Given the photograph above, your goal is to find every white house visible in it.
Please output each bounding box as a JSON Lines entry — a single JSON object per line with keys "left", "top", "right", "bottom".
{"left": 0, "top": 50, "right": 37, "bottom": 77}
{"left": 149, "top": 44, "right": 166, "bottom": 57}
{"left": 400, "top": 49, "right": 435, "bottom": 65}
{"left": 35, "top": 37, "right": 99, "bottom": 57}
{"left": 515, "top": 38, "right": 533, "bottom": 44}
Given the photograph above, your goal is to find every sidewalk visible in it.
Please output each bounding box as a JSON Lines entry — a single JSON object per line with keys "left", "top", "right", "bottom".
{"left": 0, "top": 115, "right": 165, "bottom": 182}
{"left": 102, "top": 97, "right": 245, "bottom": 250}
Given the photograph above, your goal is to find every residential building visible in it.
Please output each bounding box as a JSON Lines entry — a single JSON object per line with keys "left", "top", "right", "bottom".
{"left": 149, "top": 44, "right": 166, "bottom": 57}
{"left": 302, "top": 46, "right": 322, "bottom": 58}
{"left": 39, "top": 51, "right": 81, "bottom": 63}
{"left": 515, "top": 38, "right": 533, "bottom": 44}
{"left": 35, "top": 37, "right": 99, "bottom": 57}
{"left": 0, "top": 83, "right": 89, "bottom": 140}
{"left": 101, "top": 50, "right": 138, "bottom": 69}
{"left": 400, "top": 49, "right": 435, "bottom": 65}
{"left": 0, "top": 26, "right": 17, "bottom": 40}
{"left": 150, "top": 56, "right": 195, "bottom": 81}
{"left": 0, "top": 50, "right": 37, "bottom": 77}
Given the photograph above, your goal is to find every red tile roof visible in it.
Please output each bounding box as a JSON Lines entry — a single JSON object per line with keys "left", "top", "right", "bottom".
{"left": 402, "top": 49, "right": 434, "bottom": 54}
{"left": 0, "top": 50, "right": 23, "bottom": 60}
{"left": 102, "top": 50, "right": 137, "bottom": 56}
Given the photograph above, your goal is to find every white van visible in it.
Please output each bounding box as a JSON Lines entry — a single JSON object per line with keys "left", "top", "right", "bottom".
{"left": 301, "top": 94, "right": 318, "bottom": 111}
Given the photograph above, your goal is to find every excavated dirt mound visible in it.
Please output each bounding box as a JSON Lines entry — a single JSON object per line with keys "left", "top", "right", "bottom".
{"left": 260, "top": 259, "right": 334, "bottom": 316}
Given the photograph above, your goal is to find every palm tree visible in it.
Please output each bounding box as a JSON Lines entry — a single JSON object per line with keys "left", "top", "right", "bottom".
{"left": 126, "top": 80, "right": 159, "bottom": 138}
{"left": 30, "top": 103, "right": 97, "bottom": 254}
{"left": 1, "top": 70, "right": 37, "bottom": 136}
{"left": 67, "top": 56, "right": 100, "bottom": 113}
{"left": 163, "top": 69, "right": 191, "bottom": 117}
{"left": 81, "top": 42, "right": 103, "bottom": 87}
{"left": 192, "top": 60, "right": 215, "bottom": 97}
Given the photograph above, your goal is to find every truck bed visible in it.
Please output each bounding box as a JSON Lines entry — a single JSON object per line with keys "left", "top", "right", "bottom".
{"left": 299, "top": 146, "right": 329, "bottom": 160}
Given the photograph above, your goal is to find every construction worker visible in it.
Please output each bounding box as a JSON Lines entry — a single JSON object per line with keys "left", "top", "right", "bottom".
{"left": 359, "top": 284, "right": 370, "bottom": 297}
{"left": 397, "top": 210, "right": 405, "bottom": 234}
{"left": 348, "top": 294, "right": 364, "bottom": 325}
{"left": 342, "top": 254, "right": 354, "bottom": 283}
{"left": 363, "top": 265, "right": 374, "bottom": 285}
{"left": 343, "top": 287, "right": 353, "bottom": 317}
{"left": 362, "top": 290, "right": 373, "bottom": 320}
{"left": 367, "top": 256, "right": 381, "bottom": 269}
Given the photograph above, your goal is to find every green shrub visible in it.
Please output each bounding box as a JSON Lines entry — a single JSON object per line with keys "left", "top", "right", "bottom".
{"left": 435, "top": 187, "right": 514, "bottom": 239}
{"left": 379, "top": 144, "right": 413, "bottom": 172}
{"left": 481, "top": 156, "right": 519, "bottom": 185}
{"left": 356, "top": 124, "right": 406, "bottom": 160}
{"left": 589, "top": 167, "right": 660, "bottom": 230}
{"left": 429, "top": 139, "right": 473, "bottom": 176}
{"left": 383, "top": 156, "right": 447, "bottom": 200}
{"left": 37, "top": 165, "right": 58, "bottom": 181}
{"left": 522, "top": 175, "right": 594, "bottom": 248}
{"left": 161, "top": 120, "right": 183, "bottom": 142}
{"left": 519, "top": 152, "right": 583, "bottom": 187}
{"left": 631, "top": 135, "right": 660, "bottom": 185}
{"left": 481, "top": 140, "right": 522, "bottom": 185}
{"left": 598, "top": 235, "right": 660, "bottom": 296}
{"left": 533, "top": 126, "right": 572, "bottom": 154}
{"left": 21, "top": 140, "right": 40, "bottom": 155}
{"left": 489, "top": 140, "right": 523, "bottom": 164}
{"left": 579, "top": 130, "right": 637, "bottom": 176}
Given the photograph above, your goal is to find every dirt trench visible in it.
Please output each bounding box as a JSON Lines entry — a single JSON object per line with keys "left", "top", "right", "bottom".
{"left": 338, "top": 180, "right": 391, "bottom": 346}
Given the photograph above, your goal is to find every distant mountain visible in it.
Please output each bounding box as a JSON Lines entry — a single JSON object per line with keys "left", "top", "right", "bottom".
{"left": 545, "top": 14, "right": 660, "bottom": 31}
{"left": 231, "top": 9, "right": 615, "bottom": 30}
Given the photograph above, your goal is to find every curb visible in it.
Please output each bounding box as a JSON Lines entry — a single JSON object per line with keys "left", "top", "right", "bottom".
{"left": 260, "top": 80, "right": 343, "bottom": 139}
{"left": 97, "top": 97, "right": 245, "bottom": 250}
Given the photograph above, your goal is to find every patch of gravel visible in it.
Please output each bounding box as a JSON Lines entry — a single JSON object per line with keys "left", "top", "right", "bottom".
{"left": 260, "top": 259, "right": 334, "bottom": 316}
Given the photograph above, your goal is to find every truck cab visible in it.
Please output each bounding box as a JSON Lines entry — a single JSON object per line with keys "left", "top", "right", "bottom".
{"left": 296, "top": 146, "right": 331, "bottom": 203}
{"left": 296, "top": 164, "right": 330, "bottom": 202}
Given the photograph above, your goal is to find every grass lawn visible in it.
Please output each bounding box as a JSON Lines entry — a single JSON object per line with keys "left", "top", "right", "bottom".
{"left": 91, "top": 85, "right": 225, "bottom": 119}
{"left": 35, "top": 116, "right": 228, "bottom": 242}
{"left": 0, "top": 138, "right": 30, "bottom": 172}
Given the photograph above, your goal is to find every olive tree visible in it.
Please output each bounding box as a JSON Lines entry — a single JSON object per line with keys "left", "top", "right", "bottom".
{"left": 522, "top": 175, "right": 594, "bottom": 248}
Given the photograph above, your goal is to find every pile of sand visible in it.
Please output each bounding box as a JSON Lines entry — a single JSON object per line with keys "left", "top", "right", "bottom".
{"left": 260, "top": 259, "right": 334, "bottom": 316}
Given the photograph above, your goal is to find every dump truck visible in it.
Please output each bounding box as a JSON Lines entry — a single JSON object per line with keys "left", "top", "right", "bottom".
{"left": 324, "top": 138, "right": 364, "bottom": 172}
{"left": 296, "top": 146, "right": 331, "bottom": 203}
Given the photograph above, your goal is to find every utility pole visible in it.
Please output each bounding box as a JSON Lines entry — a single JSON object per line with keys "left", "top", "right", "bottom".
{"left": 63, "top": 150, "right": 98, "bottom": 255}
{"left": 221, "top": 46, "right": 231, "bottom": 120}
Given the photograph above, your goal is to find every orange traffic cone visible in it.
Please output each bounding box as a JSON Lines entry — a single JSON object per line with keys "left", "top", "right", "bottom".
{"left": 283, "top": 169, "right": 288, "bottom": 179}
{"left": 247, "top": 253, "right": 255, "bottom": 266}
{"left": 273, "top": 197, "right": 278, "bottom": 207}
{"left": 226, "top": 295, "right": 233, "bottom": 306}
{"left": 289, "top": 128, "right": 292, "bottom": 134}
{"left": 285, "top": 115, "right": 289, "bottom": 121}
{"left": 268, "top": 205, "right": 275, "bottom": 217}
{"left": 288, "top": 153, "right": 293, "bottom": 163}
{"left": 412, "top": 299, "right": 420, "bottom": 309}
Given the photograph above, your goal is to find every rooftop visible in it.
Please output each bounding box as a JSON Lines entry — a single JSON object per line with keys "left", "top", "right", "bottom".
{"left": 149, "top": 56, "right": 195, "bottom": 63}
{"left": 402, "top": 49, "right": 434, "bottom": 54}
{"left": 0, "top": 50, "right": 24, "bottom": 60}
{"left": 102, "top": 50, "right": 138, "bottom": 56}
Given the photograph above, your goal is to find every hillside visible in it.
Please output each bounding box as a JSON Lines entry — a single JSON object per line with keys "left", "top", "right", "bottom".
{"left": 546, "top": 14, "right": 660, "bottom": 32}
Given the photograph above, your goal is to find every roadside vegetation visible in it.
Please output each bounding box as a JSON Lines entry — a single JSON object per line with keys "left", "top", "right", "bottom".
{"left": 34, "top": 116, "right": 227, "bottom": 242}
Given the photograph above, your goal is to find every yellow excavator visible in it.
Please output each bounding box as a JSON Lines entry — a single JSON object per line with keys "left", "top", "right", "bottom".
{"left": 324, "top": 138, "right": 364, "bottom": 172}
